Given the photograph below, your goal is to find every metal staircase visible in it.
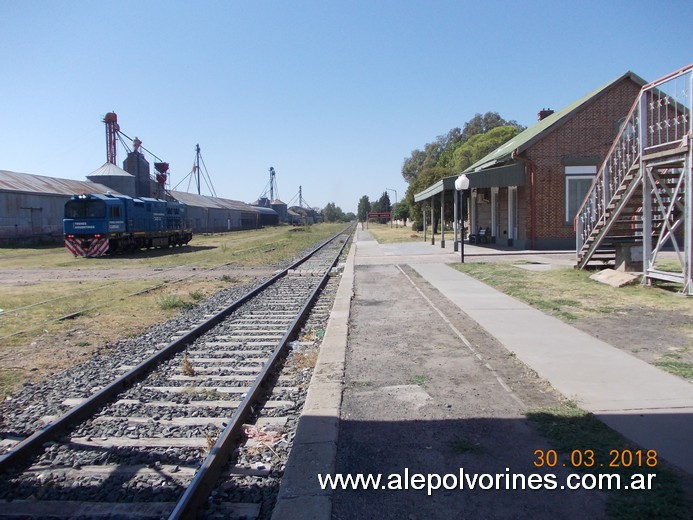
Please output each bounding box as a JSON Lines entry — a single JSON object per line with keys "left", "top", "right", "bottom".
{"left": 575, "top": 65, "right": 692, "bottom": 295}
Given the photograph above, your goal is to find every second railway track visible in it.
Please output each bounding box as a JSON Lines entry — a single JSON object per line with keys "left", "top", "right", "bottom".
{"left": 0, "top": 225, "right": 354, "bottom": 519}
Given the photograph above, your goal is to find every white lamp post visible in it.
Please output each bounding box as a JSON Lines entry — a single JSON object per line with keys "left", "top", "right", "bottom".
{"left": 455, "top": 174, "right": 470, "bottom": 263}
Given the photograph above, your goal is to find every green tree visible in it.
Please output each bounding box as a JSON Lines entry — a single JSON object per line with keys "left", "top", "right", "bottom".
{"left": 403, "top": 166, "right": 450, "bottom": 231}
{"left": 392, "top": 201, "right": 410, "bottom": 225}
{"left": 400, "top": 113, "right": 525, "bottom": 232}
{"left": 402, "top": 112, "right": 525, "bottom": 184}
{"left": 402, "top": 128, "right": 462, "bottom": 183}
{"left": 357, "top": 195, "right": 371, "bottom": 221}
{"left": 450, "top": 125, "right": 522, "bottom": 171}
{"left": 377, "top": 191, "right": 391, "bottom": 213}
{"left": 401, "top": 149, "right": 427, "bottom": 183}
{"left": 370, "top": 193, "right": 390, "bottom": 223}
{"left": 323, "top": 202, "right": 344, "bottom": 223}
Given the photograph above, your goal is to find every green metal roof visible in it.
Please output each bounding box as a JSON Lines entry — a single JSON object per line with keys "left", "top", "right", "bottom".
{"left": 463, "top": 71, "right": 646, "bottom": 173}
{"left": 413, "top": 176, "right": 457, "bottom": 202}
{"left": 414, "top": 162, "right": 526, "bottom": 202}
{"left": 465, "top": 161, "right": 525, "bottom": 188}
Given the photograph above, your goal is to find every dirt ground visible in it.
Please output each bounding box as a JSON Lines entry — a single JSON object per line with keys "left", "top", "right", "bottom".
{"left": 0, "top": 265, "right": 276, "bottom": 285}
{"left": 572, "top": 308, "right": 692, "bottom": 367}
{"left": 0, "top": 266, "right": 275, "bottom": 395}
{"left": 333, "top": 263, "right": 610, "bottom": 519}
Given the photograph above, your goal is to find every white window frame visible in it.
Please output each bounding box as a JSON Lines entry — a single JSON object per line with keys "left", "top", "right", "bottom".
{"left": 565, "top": 166, "right": 597, "bottom": 223}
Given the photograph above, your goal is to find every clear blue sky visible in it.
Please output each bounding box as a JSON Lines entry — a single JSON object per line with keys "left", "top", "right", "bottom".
{"left": 2, "top": 1, "right": 691, "bottom": 213}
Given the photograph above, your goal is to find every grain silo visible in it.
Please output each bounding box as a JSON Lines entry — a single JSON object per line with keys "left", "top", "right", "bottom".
{"left": 86, "top": 162, "right": 136, "bottom": 197}
{"left": 270, "top": 199, "right": 288, "bottom": 221}
{"left": 123, "top": 138, "right": 156, "bottom": 198}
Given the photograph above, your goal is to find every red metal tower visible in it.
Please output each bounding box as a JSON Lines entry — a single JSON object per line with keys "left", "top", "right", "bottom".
{"left": 103, "top": 112, "right": 119, "bottom": 164}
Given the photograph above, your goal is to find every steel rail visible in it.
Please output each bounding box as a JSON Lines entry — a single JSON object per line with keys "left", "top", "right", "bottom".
{"left": 168, "top": 226, "right": 353, "bottom": 519}
{"left": 0, "top": 227, "right": 351, "bottom": 474}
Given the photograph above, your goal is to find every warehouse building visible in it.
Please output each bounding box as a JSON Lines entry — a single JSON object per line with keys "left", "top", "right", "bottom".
{"left": 0, "top": 169, "right": 116, "bottom": 246}
{"left": 0, "top": 164, "right": 277, "bottom": 246}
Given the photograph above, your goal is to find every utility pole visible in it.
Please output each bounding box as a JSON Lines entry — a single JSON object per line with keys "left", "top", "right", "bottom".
{"left": 269, "top": 167, "right": 275, "bottom": 201}
{"left": 386, "top": 188, "right": 398, "bottom": 227}
{"left": 194, "top": 144, "right": 201, "bottom": 195}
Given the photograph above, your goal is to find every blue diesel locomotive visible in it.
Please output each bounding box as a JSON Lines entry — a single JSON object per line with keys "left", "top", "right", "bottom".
{"left": 63, "top": 193, "right": 192, "bottom": 257}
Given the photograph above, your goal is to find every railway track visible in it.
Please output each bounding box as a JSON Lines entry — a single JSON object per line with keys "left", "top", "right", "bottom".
{"left": 0, "top": 225, "right": 353, "bottom": 519}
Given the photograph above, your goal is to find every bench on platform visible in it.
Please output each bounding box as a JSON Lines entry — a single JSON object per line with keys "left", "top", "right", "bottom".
{"left": 469, "top": 227, "right": 490, "bottom": 244}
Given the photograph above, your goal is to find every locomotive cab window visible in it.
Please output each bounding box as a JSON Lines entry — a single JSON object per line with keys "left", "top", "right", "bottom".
{"left": 109, "top": 206, "right": 122, "bottom": 218}
{"left": 65, "top": 200, "right": 105, "bottom": 219}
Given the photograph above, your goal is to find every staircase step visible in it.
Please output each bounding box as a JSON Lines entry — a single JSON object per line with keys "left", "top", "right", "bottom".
{"left": 577, "top": 161, "right": 647, "bottom": 270}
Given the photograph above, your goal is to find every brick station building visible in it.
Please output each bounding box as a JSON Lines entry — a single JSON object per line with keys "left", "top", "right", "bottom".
{"left": 415, "top": 71, "right": 645, "bottom": 249}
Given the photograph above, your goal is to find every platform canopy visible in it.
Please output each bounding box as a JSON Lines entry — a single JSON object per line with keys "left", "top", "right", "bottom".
{"left": 413, "top": 162, "right": 525, "bottom": 202}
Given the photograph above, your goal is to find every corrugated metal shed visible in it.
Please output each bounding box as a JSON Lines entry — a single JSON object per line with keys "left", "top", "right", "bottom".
{"left": 168, "top": 190, "right": 227, "bottom": 209}
{"left": 0, "top": 169, "right": 281, "bottom": 244}
{"left": 170, "top": 191, "right": 267, "bottom": 213}
{"left": 253, "top": 206, "right": 279, "bottom": 216}
{"left": 0, "top": 170, "right": 119, "bottom": 245}
{"left": 288, "top": 206, "right": 321, "bottom": 225}
{"left": 254, "top": 205, "right": 280, "bottom": 226}
{"left": 169, "top": 190, "right": 268, "bottom": 232}
{"left": 209, "top": 196, "right": 263, "bottom": 213}
{"left": 0, "top": 169, "right": 117, "bottom": 196}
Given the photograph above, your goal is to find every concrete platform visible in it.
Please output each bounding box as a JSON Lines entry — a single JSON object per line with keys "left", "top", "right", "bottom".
{"left": 272, "top": 229, "right": 693, "bottom": 519}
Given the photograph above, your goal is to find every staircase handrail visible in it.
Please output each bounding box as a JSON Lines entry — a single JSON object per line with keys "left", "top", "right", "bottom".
{"left": 575, "top": 64, "right": 693, "bottom": 256}
{"left": 574, "top": 94, "right": 641, "bottom": 253}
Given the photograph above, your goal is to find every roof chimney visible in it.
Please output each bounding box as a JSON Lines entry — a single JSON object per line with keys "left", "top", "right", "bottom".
{"left": 538, "top": 108, "right": 554, "bottom": 121}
